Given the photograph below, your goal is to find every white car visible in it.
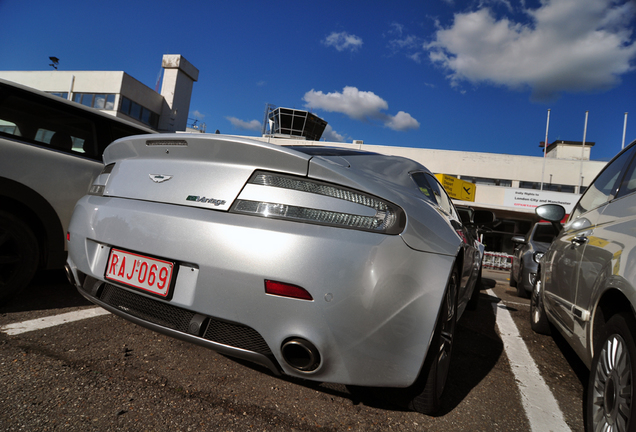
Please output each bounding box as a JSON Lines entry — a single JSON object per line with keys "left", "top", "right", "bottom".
{"left": 0, "top": 79, "right": 154, "bottom": 302}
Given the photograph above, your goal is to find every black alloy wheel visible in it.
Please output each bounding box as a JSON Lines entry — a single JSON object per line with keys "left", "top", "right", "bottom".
{"left": 408, "top": 265, "right": 459, "bottom": 415}
{"left": 0, "top": 211, "right": 39, "bottom": 303}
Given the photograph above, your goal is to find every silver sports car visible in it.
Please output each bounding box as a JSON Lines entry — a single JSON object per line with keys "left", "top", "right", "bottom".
{"left": 66, "top": 135, "right": 489, "bottom": 414}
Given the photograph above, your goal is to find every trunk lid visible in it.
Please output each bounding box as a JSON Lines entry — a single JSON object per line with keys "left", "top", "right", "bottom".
{"left": 101, "top": 135, "right": 311, "bottom": 211}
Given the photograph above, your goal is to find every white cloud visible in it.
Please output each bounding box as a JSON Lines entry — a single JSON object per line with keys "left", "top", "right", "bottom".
{"left": 226, "top": 116, "right": 261, "bottom": 131}
{"left": 304, "top": 87, "right": 388, "bottom": 121}
{"left": 427, "top": 0, "right": 636, "bottom": 100}
{"left": 303, "top": 86, "right": 419, "bottom": 131}
{"left": 386, "top": 111, "right": 420, "bottom": 131}
{"left": 322, "top": 31, "right": 363, "bottom": 52}
{"left": 322, "top": 124, "right": 345, "bottom": 142}
{"left": 190, "top": 110, "right": 205, "bottom": 120}
{"left": 387, "top": 22, "right": 425, "bottom": 62}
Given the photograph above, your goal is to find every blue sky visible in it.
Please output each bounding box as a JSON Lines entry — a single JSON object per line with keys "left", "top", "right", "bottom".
{"left": 1, "top": 0, "right": 635, "bottom": 161}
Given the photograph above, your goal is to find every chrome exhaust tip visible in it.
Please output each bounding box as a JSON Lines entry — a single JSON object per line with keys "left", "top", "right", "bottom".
{"left": 281, "top": 338, "right": 321, "bottom": 372}
{"left": 64, "top": 264, "right": 78, "bottom": 288}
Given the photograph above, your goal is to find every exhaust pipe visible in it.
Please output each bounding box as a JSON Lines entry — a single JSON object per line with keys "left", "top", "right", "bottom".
{"left": 64, "top": 264, "right": 78, "bottom": 288}
{"left": 281, "top": 338, "right": 321, "bottom": 372}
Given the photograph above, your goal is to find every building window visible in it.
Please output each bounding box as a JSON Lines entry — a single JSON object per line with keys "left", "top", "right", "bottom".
{"left": 462, "top": 176, "right": 512, "bottom": 187}
{"left": 71, "top": 93, "right": 116, "bottom": 110}
{"left": 519, "top": 181, "right": 576, "bottom": 193}
{"left": 119, "top": 96, "right": 159, "bottom": 128}
{"left": 519, "top": 181, "right": 540, "bottom": 190}
{"left": 48, "top": 92, "right": 68, "bottom": 99}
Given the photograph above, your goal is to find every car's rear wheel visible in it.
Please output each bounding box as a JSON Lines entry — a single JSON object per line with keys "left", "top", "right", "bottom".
{"left": 466, "top": 267, "right": 481, "bottom": 310}
{"left": 587, "top": 313, "right": 636, "bottom": 432}
{"left": 0, "top": 211, "right": 39, "bottom": 303}
{"left": 407, "top": 265, "right": 459, "bottom": 415}
{"left": 516, "top": 263, "right": 530, "bottom": 298}
{"left": 509, "top": 271, "right": 517, "bottom": 287}
{"left": 530, "top": 279, "right": 550, "bottom": 334}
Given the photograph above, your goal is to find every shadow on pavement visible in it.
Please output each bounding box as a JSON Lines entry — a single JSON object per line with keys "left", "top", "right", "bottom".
{"left": 0, "top": 269, "right": 92, "bottom": 314}
{"left": 226, "top": 286, "right": 504, "bottom": 416}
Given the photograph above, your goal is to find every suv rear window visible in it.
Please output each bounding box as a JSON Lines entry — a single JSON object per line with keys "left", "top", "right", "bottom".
{"left": 0, "top": 86, "right": 98, "bottom": 157}
{"left": 0, "top": 82, "right": 153, "bottom": 161}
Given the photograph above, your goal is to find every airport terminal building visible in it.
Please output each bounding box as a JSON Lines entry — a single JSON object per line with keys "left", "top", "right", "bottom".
{"left": 0, "top": 55, "right": 611, "bottom": 254}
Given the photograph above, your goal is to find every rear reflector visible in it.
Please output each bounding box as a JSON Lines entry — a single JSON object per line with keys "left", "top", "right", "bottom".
{"left": 265, "top": 280, "right": 313, "bottom": 301}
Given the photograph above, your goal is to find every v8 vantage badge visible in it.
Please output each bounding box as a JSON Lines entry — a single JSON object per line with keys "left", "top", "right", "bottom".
{"left": 186, "top": 195, "right": 226, "bottom": 206}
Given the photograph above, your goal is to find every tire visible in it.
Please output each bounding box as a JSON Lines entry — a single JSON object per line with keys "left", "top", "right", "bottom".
{"left": 407, "top": 266, "right": 459, "bottom": 415}
{"left": 516, "top": 263, "right": 530, "bottom": 299}
{"left": 466, "top": 267, "right": 481, "bottom": 311}
{"left": 587, "top": 313, "right": 636, "bottom": 432}
{"left": 530, "top": 278, "right": 550, "bottom": 335}
{"left": 0, "top": 211, "right": 39, "bottom": 303}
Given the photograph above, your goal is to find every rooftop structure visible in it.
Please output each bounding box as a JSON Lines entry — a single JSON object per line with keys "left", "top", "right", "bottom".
{"left": 0, "top": 54, "right": 198, "bottom": 132}
{"left": 262, "top": 105, "right": 327, "bottom": 141}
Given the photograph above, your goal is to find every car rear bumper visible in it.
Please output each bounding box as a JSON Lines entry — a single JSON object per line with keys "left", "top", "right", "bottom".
{"left": 66, "top": 195, "right": 455, "bottom": 387}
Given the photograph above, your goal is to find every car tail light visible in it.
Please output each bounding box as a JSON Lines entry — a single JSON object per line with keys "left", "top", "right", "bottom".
{"left": 265, "top": 280, "right": 313, "bottom": 301}
{"left": 231, "top": 171, "right": 405, "bottom": 234}
{"left": 88, "top": 163, "right": 116, "bottom": 196}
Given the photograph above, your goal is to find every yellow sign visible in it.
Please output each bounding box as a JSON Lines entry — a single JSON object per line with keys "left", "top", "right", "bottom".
{"left": 435, "top": 174, "right": 476, "bottom": 202}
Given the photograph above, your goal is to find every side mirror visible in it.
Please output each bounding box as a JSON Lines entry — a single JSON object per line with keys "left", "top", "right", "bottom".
{"left": 535, "top": 204, "right": 566, "bottom": 222}
{"left": 473, "top": 210, "right": 496, "bottom": 226}
{"left": 456, "top": 208, "right": 473, "bottom": 225}
{"left": 511, "top": 236, "right": 526, "bottom": 244}
{"left": 535, "top": 204, "right": 566, "bottom": 234}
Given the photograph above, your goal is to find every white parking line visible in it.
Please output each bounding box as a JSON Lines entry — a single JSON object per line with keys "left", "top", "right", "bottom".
{"left": 0, "top": 307, "right": 110, "bottom": 336}
{"left": 2, "top": 292, "right": 572, "bottom": 431}
{"left": 488, "top": 289, "right": 571, "bottom": 432}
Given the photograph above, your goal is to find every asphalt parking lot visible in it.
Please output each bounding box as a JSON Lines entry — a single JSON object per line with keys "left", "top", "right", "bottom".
{"left": 0, "top": 269, "right": 587, "bottom": 431}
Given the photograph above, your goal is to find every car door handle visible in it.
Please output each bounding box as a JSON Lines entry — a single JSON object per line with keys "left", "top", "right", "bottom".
{"left": 571, "top": 235, "right": 588, "bottom": 246}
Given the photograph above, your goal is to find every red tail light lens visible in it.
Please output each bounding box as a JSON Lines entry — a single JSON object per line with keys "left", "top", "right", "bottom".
{"left": 265, "top": 280, "right": 313, "bottom": 301}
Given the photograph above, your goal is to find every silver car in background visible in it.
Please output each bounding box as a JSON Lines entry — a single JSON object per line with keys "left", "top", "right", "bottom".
{"left": 66, "top": 135, "right": 491, "bottom": 414}
{"left": 510, "top": 222, "right": 557, "bottom": 298}
{"left": 531, "top": 139, "right": 636, "bottom": 432}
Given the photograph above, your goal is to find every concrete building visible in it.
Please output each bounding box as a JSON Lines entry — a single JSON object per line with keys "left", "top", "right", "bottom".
{"left": 0, "top": 54, "right": 198, "bottom": 132}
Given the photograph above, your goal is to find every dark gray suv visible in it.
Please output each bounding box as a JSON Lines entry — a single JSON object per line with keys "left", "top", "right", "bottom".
{"left": 510, "top": 222, "right": 556, "bottom": 298}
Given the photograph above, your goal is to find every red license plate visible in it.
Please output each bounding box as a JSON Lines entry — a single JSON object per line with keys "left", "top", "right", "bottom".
{"left": 105, "top": 249, "right": 175, "bottom": 298}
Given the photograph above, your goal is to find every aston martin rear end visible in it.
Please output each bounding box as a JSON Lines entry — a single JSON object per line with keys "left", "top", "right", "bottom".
{"left": 66, "top": 134, "right": 483, "bottom": 414}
